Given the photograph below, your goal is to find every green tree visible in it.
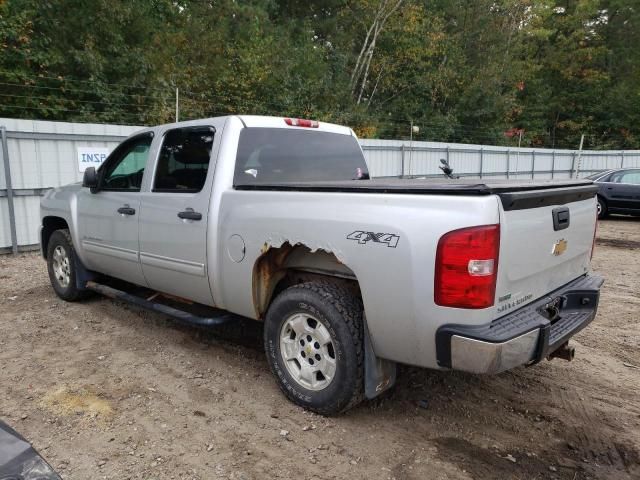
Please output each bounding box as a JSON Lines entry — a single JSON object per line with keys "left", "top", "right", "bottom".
{"left": 1, "top": 0, "right": 638, "bottom": 148}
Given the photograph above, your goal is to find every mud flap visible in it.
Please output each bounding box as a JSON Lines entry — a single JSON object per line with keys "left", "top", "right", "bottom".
{"left": 364, "top": 321, "right": 397, "bottom": 399}
{"left": 73, "top": 252, "right": 95, "bottom": 291}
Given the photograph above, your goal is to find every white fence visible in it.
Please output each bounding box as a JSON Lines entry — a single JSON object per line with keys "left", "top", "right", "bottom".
{"left": 360, "top": 139, "right": 640, "bottom": 179}
{"left": 0, "top": 118, "right": 142, "bottom": 252}
{"left": 2, "top": 118, "right": 640, "bottom": 252}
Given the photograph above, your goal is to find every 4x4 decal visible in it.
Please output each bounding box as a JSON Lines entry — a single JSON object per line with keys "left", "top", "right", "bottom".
{"left": 347, "top": 231, "right": 400, "bottom": 248}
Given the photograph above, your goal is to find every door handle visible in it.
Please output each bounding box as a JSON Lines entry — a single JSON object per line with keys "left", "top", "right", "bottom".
{"left": 117, "top": 206, "right": 136, "bottom": 215}
{"left": 178, "top": 210, "right": 202, "bottom": 221}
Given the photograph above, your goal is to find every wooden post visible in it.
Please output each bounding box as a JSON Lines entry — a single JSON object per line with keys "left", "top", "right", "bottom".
{"left": 531, "top": 150, "right": 536, "bottom": 179}
{"left": 1, "top": 126, "right": 18, "bottom": 255}
{"left": 506, "top": 149, "right": 510, "bottom": 179}
{"left": 574, "top": 134, "right": 585, "bottom": 178}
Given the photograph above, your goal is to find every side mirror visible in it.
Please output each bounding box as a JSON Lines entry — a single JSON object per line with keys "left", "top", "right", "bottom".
{"left": 82, "top": 167, "right": 99, "bottom": 192}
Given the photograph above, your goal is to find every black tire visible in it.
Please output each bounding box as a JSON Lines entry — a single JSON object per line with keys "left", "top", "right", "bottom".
{"left": 264, "top": 281, "right": 364, "bottom": 415}
{"left": 46, "top": 229, "right": 88, "bottom": 302}
{"left": 597, "top": 196, "right": 608, "bottom": 219}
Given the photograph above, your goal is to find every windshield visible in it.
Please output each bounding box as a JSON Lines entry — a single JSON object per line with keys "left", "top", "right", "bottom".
{"left": 586, "top": 171, "right": 609, "bottom": 180}
{"left": 234, "top": 128, "right": 369, "bottom": 186}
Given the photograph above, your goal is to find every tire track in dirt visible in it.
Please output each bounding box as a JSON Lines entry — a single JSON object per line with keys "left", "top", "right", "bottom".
{"left": 557, "top": 387, "right": 639, "bottom": 476}
{"left": 596, "top": 237, "right": 640, "bottom": 249}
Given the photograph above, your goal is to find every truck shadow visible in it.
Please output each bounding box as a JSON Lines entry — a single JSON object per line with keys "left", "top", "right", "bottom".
{"left": 360, "top": 363, "right": 640, "bottom": 480}
{"left": 600, "top": 215, "right": 640, "bottom": 222}
{"left": 89, "top": 296, "right": 640, "bottom": 480}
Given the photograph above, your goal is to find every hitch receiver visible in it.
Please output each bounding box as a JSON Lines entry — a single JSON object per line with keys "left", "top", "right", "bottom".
{"left": 548, "top": 342, "right": 575, "bottom": 362}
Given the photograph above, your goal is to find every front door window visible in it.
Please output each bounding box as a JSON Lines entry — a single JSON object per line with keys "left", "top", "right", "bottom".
{"left": 101, "top": 135, "right": 152, "bottom": 191}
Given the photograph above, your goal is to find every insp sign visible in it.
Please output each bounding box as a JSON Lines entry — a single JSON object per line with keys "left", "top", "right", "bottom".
{"left": 77, "top": 147, "right": 111, "bottom": 172}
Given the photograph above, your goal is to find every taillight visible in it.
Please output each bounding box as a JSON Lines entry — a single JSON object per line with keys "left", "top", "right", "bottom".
{"left": 435, "top": 224, "right": 500, "bottom": 309}
{"left": 284, "top": 118, "right": 319, "bottom": 128}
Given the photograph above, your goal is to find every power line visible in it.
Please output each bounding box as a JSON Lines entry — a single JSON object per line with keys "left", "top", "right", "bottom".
{"left": 0, "top": 103, "right": 148, "bottom": 121}
{"left": 0, "top": 97, "right": 530, "bottom": 141}
{"left": 0, "top": 80, "right": 169, "bottom": 101}
{"left": 0, "top": 78, "right": 294, "bottom": 111}
{"left": 0, "top": 68, "right": 171, "bottom": 94}
{"left": 0, "top": 78, "right": 557, "bottom": 142}
{"left": 0, "top": 92, "right": 155, "bottom": 109}
{"left": 0, "top": 75, "right": 534, "bottom": 136}
{"left": 0, "top": 70, "right": 349, "bottom": 106}
{"left": 0, "top": 102, "right": 572, "bottom": 146}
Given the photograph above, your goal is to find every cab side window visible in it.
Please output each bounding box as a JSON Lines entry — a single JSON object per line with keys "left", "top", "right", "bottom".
{"left": 101, "top": 135, "right": 152, "bottom": 191}
{"left": 153, "top": 127, "right": 215, "bottom": 193}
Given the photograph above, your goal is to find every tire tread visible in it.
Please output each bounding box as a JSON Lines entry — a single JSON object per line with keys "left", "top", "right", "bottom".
{"left": 47, "top": 229, "right": 89, "bottom": 302}
{"left": 265, "top": 280, "right": 365, "bottom": 415}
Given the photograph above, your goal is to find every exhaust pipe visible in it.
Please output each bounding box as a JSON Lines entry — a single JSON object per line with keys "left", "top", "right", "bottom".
{"left": 548, "top": 342, "right": 575, "bottom": 362}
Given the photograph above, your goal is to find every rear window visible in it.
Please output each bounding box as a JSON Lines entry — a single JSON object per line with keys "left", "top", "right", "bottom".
{"left": 233, "top": 128, "right": 368, "bottom": 186}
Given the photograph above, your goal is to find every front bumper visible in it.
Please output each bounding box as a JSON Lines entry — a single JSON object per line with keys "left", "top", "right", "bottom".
{"left": 436, "top": 274, "right": 604, "bottom": 374}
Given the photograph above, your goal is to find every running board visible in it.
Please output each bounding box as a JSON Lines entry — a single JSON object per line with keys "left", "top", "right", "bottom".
{"left": 85, "top": 281, "right": 241, "bottom": 327}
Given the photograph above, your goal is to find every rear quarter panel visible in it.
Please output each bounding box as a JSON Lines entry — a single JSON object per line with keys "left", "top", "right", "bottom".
{"left": 212, "top": 189, "right": 500, "bottom": 369}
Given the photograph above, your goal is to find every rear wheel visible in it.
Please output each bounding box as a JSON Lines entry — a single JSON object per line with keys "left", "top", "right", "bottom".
{"left": 46, "top": 229, "right": 88, "bottom": 302}
{"left": 597, "top": 196, "right": 608, "bottom": 219}
{"left": 264, "top": 281, "right": 364, "bottom": 415}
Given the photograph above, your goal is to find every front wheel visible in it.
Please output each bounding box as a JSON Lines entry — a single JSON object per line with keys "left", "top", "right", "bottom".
{"left": 264, "top": 281, "right": 364, "bottom": 415}
{"left": 597, "top": 196, "right": 608, "bottom": 219}
{"left": 46, "top": 229, "right": 88, "bottom": 302}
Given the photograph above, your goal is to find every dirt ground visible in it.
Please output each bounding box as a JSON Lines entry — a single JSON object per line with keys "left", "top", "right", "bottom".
{"left": 0, "top": 218, "right": 639, "bottom": 480}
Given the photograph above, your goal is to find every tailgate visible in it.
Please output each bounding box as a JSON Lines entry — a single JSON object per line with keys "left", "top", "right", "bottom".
{"left": 494, "top": 185, "right": 598, "bottom": 317}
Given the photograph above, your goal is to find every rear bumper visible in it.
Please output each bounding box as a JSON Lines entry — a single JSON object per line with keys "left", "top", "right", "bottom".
{"left": 436, "top": 274, "right": 604, "bottom": 374}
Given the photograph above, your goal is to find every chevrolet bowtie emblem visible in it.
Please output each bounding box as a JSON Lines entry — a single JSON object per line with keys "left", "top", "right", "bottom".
{"left": 552, "top": 239, "right": 568, "bottom": 256}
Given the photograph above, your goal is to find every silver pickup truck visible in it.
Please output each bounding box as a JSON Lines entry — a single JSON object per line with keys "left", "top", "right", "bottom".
{"left": 40, "top": 115, "right": 603, "bottom": 414}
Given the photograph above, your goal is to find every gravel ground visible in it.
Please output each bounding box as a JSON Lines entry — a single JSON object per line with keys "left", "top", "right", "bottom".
{"left": 0, "top": 217, "right": 639, "bottom": 480}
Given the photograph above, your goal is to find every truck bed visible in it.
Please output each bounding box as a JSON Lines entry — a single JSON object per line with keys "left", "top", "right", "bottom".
{"left": 235, "top": 178, "right": 598, "bottom": 210}
{"left": 234, "top": 177, "right": 593, "bottom": 194}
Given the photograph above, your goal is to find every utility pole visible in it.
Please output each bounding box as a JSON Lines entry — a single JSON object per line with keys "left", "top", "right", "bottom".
{"left": 409, "top": 120, "right": 413, "bottom": 176}
{"left": 175, "top": 87, "right": 179, "bottom": 123}
{"left": 408, "top": 121, "right": 419, "bottom": 177}
{"left": 574, "top": 134, "right": 585, "bottom": 178}
{"left": 515, "top": 129, "right": 523, "bottom": 177}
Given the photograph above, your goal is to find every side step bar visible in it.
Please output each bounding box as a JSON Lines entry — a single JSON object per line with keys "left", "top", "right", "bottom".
{"left": 85, "top": 281, "right": 242, "bottom": 327}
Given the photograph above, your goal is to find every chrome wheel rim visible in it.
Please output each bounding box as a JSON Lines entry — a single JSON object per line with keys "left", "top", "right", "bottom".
{"left": 597, "top": 201, "right": 602, "bottom": 215}
{"left": 52, "top": 245, "right": 71, "bottom": 288}
{"left": 279, "top": 313, "right": 337, "bottom": 391}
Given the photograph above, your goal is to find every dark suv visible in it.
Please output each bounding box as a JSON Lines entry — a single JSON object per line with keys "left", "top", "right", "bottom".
{"left": 587, "top": 168, "right": 640, "bottom": 219}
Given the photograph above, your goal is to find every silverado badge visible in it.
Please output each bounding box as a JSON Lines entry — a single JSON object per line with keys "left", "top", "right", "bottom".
{"left": 552, "top": 238, "right": 568, "bottom": 256}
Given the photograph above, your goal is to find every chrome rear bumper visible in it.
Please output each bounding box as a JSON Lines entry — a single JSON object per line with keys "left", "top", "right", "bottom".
{"left": 436, "top": 274, "right": 604, "bottom": 374}
{"left": 450, "top": 330, "right": 540, "bottom": 374}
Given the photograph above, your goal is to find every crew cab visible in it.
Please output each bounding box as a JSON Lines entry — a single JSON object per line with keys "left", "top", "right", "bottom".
{"left": 40, "top": 116, "right": 603, "bottom": 414}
